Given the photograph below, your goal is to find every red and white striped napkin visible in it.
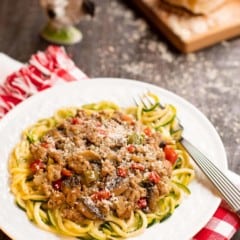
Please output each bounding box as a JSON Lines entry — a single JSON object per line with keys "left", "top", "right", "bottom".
{"left": 0, "top": 46, "right": 87, "bottom": 118}
{"left": 0, "top": 46, "right": 239, "bottom": 240}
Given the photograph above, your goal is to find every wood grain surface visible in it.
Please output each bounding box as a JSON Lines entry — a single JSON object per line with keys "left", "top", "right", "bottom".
{"left": 131, "top": 0, "right": 240, "bottom": 52}
{"left": 0, "top": 0, "right": 240, "bottom": 239}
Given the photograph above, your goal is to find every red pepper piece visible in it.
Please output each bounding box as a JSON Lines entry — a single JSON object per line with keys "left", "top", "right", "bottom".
{"left": 61, "top": 168, "right": 72, "bottom": 177}
{"left": 29, "top": 159, "right": 45, "bottom": 173}
{"left": 164, "top": 145, "right": 178, "bottom": 165}
{"left": 92, "top": 190, "right": 111, "bottom": 201}
{"left": 131, "top": 163, "right": 145, "bottom": 171}
{"left": 148, "top": 171, "right": 161, "bottom": 184}
{"left": 127, "top": 144, "right": 135, "bottom": 153}
{"left": 52, "top": 179, "right": 62, "bottom": 191}
{"left": 144, "top": 127, "right": 152, "bottom": 136}
{"left": 117, "top": 167, "right": 128, "bottom": 177}
{"left": 137, "top": 198, "right": 147, "bottom": 209}
{"left": 71, "top": 117, "right": 80, "bottom": 125}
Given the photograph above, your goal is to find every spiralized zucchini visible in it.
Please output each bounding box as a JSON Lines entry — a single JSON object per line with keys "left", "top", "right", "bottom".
{"left": 9, "top": 93, "right": 194, "bottom": 239}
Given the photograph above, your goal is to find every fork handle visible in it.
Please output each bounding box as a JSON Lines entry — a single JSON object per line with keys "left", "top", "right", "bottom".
{"left": 181, "top": 138, "right": 240, "bottom": 216}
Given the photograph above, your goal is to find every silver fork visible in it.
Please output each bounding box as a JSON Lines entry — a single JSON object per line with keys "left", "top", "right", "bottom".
{"left": 135, "top": 94, "right": 240, "bottom": 217}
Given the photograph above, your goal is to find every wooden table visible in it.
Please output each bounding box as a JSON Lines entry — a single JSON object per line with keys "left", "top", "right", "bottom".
{"left": 0, "top": 0, "right": 239, "bottom": 239}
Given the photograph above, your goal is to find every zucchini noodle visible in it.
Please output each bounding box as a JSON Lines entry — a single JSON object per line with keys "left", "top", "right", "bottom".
{"left": 9, "top": 93, "right": 194, "bottom": 239}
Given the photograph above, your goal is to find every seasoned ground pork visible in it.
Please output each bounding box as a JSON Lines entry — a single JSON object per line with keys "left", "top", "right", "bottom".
{"left": 29, "top": 109, "right": 173, "bottom": 223}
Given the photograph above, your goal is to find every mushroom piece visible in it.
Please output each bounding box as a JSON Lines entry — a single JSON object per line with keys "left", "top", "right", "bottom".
{"left": 107, "top": 177, "right": 129, "bottom": 196}
{"left": 114, "top": 196, "right": 133, "bottom": 219}
{"left": 80, "top": 150, "right": 101, "bottom": 162}
{"left": 77, "top": 197, "right": 104, "bottom": 220}
{"left": 147, "top": 186, "right": 160, "bottom": 212}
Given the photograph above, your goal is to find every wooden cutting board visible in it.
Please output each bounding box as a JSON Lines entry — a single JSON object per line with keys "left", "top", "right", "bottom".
{"left": 131, "top": 0, "right": 240, "bottom": 53}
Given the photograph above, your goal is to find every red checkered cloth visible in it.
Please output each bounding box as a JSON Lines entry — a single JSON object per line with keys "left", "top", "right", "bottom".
{"left": 0, "top": 46, "right": 239, "bottom": 239}
{"left": 193, "top": 205, "right": 240, "bottom": 240}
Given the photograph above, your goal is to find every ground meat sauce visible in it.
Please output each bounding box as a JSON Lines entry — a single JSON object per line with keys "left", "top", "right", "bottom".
{"left": 30, "top": 109, "right": 172, "bottom": 223}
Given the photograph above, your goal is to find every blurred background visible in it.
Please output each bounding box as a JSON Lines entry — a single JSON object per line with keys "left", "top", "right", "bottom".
{"left": 0, "top": 1, "right": 239, "bottom": 174}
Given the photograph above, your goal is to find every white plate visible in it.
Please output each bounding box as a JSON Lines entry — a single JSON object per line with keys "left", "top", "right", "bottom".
{"left": 0, "top": 78, "right": 227, "bottom": 240}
